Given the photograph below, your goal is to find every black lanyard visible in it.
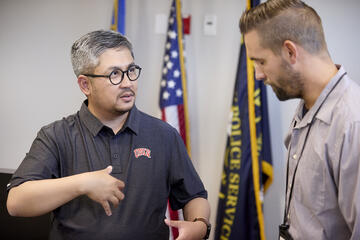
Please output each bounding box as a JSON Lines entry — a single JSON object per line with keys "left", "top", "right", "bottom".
{"left": 283, "top": 72, "right": 347, "bottom": 225}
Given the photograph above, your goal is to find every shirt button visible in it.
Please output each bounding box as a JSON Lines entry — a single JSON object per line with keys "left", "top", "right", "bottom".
{"left": 113, "top": 153, "right": 119, "bottom": 159}
{"left": 292, "top": 154, "right": 297, "bottom": 159}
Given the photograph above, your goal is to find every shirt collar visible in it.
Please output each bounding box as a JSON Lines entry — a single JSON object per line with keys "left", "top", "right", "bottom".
{"left": 79, "top": 100, "right": 104, "bottom": 136}
{"left": 122, "top": 105, "right": 140, "bottom": 135}
{"left": 79, "top": 100, "right": 140, "bottom": 136}
{"left": 295, "top": 65, "right": 347, "bottom": 128}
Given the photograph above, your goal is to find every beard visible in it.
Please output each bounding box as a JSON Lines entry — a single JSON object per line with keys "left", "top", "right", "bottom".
{"left": 272, "top": 85, "right": 291, "bottom": 101}
{"left": 271, "top": 59, "right": 303, "bottom": 101}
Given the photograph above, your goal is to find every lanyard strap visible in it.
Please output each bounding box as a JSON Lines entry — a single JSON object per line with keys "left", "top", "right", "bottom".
{"left": 283, "top": 72, "right": 347, "bottom": 225}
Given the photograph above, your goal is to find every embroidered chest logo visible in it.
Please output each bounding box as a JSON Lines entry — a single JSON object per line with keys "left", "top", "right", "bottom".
{"left": 134, "top": 148, "right": 152, "bottom": 159}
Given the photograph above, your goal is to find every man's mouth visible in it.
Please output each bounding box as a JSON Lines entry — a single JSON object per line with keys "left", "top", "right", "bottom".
{"left": 119, "top": 91, "right": 135, "bottom": 101}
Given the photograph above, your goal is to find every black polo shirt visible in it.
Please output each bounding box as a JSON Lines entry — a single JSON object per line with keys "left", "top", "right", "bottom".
{"left": 8, "top": 101, "right": 207, "bottom": 240}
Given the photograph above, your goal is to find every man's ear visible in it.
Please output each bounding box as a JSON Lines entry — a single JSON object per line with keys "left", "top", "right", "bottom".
{"left": 282, "top": 40, "right": 297, "bottom": 64}
{"left": 78, "top": 75, "right": 91, "bottom": 96}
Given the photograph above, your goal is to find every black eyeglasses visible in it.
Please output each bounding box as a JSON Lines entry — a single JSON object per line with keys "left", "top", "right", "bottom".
{"left": 83, "top": 65, "right": 142, "bottom": 85}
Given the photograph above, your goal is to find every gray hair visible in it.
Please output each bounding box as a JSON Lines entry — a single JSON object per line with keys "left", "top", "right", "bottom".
{"left": 71, "top": 30, "right": 134, "bottom": 77}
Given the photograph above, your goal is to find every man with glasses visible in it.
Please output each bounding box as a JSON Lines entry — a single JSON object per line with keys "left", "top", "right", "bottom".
{"left": 6, "top": 30, "right": 210, "bottom": 240}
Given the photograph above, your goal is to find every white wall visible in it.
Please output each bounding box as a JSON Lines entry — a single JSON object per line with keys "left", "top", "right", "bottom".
{"left": 0, "top": 0, "right": 113, "bottom": 168}
{"left": 1, "top": 0, "right": 359, "bottom": 239}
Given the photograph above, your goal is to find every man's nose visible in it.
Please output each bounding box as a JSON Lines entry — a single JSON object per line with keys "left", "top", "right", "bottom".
{"left": 254, "top": 67, "right": 266, "bottom": 81}
{"left": 119, "top": 74, "right": 132, "bottom": 87}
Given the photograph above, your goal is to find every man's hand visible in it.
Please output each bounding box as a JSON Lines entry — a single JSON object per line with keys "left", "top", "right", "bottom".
{"left": 79, "top": 166, "right": 125, "bottom": 216}
{"left": 164, "top": 218, "right": 207, "bottom": 240}
{"left": 7, "top": 165, "right": 125, "bottom": 217}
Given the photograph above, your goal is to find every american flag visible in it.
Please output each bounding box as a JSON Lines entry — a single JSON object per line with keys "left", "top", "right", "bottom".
{"left": 159, "top": 0, "right": 191, "bottom": 239}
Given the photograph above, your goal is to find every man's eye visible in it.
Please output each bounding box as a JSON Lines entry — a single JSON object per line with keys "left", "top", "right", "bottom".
{"left": 128, "top": 67, "right": 136, "bottom": 73}
{"left": 112, "top": 70, "right": 121, "bottom": 76}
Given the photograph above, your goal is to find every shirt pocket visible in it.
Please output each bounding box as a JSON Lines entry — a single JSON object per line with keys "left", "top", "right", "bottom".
{"left": 294, "top": 152, "right": 326, "bottom": 214}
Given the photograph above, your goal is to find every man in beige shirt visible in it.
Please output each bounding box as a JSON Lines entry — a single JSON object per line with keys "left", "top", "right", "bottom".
{"left": 240, "top": 0, "right": 360, "bottom": 239}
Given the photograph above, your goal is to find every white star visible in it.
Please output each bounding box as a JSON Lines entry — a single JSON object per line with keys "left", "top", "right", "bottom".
{"left": 163, "top": 67, "right": 168, "bottom": 75}
{"left": 166, "top": 42, "right": 171, "bottom": 50}
{"left": 168, "top": 80, "right": 176, "bottom": 89}
{"left": 173, "top": 70, "right": 180, "bottom": 78}
{"left": 168, "top": 30, "right": 177, "bottom": 39}
{"left": 163, "top": 91, "right": 170, "bottom": 100}
{"left": 169, "top": 17, "right": 174, "bottom": 24}
{"left": 161, "top": 80, "right": 167, "bottom": 87}
{"left": 176, "top": 89, "right": 183, "bottom": 97}
{"left": 171, "top": 50, "right": 178, "bottom": 58}
{"left": 164, "top": 54, "right": 169, "bottom": 62}
{"left": 167, "top": 61, "right": 173, "bottom": 69}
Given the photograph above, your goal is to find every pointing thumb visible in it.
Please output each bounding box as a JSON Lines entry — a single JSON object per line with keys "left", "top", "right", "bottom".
{"left": 164, "top": 218, "right": 179, "bottom": 228}
{"left": 105, "top": 165, "right": 113, "bottom": 174}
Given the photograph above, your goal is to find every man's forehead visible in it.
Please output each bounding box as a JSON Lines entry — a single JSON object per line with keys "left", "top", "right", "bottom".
{"left": 244, "top": 31, "right": 273, "bottom": 57}
{"left": 244, "top": 30, "right": 261, "bottom": 49}
{"left": 96, "top": 48, "right": 134, "bottom": 70}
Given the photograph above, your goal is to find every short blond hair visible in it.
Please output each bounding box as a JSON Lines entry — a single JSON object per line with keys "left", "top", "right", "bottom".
{"left": 240, "top": 0, "right": 328, "bottom": 55}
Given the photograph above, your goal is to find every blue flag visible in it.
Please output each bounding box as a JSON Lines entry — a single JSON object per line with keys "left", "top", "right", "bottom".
{"left": 214, "top": 0, "right": 273, "bottom": 239}
{"left": 111, "top": 0, "right": 125, "bottom": 34}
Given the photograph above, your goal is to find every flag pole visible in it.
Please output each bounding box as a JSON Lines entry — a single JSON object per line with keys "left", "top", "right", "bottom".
{"left": 175, "top": 0, "right": 191, "bottom": 155}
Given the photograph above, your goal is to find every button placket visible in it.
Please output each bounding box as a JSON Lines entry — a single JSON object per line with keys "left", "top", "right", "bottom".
{"left": 110, "top": 135, "right": 122, "bottom": 173}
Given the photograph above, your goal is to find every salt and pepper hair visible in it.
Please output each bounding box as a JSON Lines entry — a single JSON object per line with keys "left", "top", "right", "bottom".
{"left": 71, "top": 30, "right": 134, "bottom": 77}
{"left": 240, "top": 0, "right": 328, "bottom": 55}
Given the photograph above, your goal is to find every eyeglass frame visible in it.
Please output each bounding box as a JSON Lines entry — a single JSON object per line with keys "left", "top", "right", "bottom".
{"left": 83, "top": 64, "right": 142, "bottom": 85}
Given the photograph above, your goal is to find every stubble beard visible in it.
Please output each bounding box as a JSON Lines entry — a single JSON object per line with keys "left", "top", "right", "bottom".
{"left": 273, "top": 60, "right": 304, "bottom": 101}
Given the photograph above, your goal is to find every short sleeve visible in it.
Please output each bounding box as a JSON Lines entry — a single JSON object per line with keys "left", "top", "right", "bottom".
{"left": 7, "top": 127, "right": 60, "bottom": 191}
{"left": 168, "top": 130, "right": 207, "bottom": 210}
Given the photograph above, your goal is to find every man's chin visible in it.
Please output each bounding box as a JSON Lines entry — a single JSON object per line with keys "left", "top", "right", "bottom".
{"left": 276, "top": 95, "right": 290, "bottom": 101}
{"left": 273, "top": 88, "right": 291, "bottom": 101}
{"left": 115, "top": 102, "right": 134, "bottom": 114}
{"left": 275, "top": 91, "right": 299, "bottom": 101}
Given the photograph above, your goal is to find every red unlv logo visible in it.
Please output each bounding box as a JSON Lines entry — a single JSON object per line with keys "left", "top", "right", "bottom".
{"left": 134, "top": 148, "right": 151, "bottom": 159}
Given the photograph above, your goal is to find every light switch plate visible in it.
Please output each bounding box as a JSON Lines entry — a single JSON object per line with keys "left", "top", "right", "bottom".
{"left": 204, "top": 15, "right": 217, "bottom": 36}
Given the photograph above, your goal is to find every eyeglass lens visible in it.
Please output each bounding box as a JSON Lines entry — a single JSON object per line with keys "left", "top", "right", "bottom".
{"left": 109, "top": 66, "right": 141, "bottom": 84}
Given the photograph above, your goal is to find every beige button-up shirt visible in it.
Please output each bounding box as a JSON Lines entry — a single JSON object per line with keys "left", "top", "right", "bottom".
{"left": 285, "top": 66, "right": 360, "bottom": 240}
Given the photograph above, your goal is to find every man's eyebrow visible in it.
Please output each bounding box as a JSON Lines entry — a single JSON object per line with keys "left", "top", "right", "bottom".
{"left": 249, "top": 57, "right": 263, "bottom": 61}
{"left": 106, "top": 62, "right": 135, "bottom": 71}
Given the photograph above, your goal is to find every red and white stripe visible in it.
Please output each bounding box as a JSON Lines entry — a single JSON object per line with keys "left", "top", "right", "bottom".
{"left": 162, "top": 105, "right": 187, "bottom": 239}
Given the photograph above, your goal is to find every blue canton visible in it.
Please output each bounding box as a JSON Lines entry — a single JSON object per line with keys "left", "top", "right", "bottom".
{"left": 159, "top": 0, "right": 184, "bottom": 108}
